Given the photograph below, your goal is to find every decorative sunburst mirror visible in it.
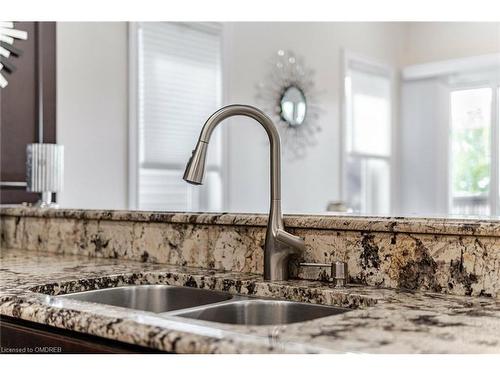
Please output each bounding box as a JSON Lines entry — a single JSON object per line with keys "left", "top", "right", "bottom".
{"left": 0, "top": 22, "right": 28, "bottom": 88}
{"left": 256, "top": 50, "right": 321, "bottom": 159}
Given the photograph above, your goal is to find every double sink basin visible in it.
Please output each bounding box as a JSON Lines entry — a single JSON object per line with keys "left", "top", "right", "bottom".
{"left": 54, "top": 285, "right": 350, "bottom": 326}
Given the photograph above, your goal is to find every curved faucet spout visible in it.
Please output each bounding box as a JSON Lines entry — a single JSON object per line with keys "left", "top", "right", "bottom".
{"left": 183, "top": 104, "right": 305, "bottom": 281}
{"left": 184, "top": 104, "right": 281, "bottom": 200}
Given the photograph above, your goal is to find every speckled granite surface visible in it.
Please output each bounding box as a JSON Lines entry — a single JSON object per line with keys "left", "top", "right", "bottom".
{"left": 1, "top": 248, "right": 500, "bottom": 353}
{"left": 2, "top": 206, "right": 500, "bottom": 297}
{"left": 2, "top": 206, "right": 500, "bottom": 235}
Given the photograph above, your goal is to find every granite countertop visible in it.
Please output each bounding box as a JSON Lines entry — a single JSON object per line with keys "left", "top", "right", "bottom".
{"left": 3, "top": 205, "right": 500, "bottom": 236}
{"left": 1, "top": 248, "right": 499, "bottom": 353}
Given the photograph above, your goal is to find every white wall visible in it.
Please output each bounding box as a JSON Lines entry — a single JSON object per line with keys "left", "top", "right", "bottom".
{"left": 56, "top": 21, "right": 407, "bottom": 213}
{"left": 56, "top": 22, "right": 128, "bottom": 209}
{"left": 223, "top": 22, "right": 406, "bottom": 213}
{"left": 399, "top": 79, "right": 449, "bottom": 216}
{"left": 55, "top": 22, "right": 500, "bottom": 214}
{"left": 404, "top": 22, "right": 500, "bottom": 65}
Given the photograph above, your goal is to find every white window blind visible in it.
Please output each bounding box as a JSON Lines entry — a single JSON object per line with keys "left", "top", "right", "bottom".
{"left": 344, "top": 56, "right": 393, "bottom": 215}
{"left": 136, "top": 22, "right": 223, "bottom": 211}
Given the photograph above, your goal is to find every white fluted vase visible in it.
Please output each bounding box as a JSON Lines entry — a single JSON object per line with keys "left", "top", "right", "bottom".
{"left": 26, "top": 143, "right": 64, "bottom": 208}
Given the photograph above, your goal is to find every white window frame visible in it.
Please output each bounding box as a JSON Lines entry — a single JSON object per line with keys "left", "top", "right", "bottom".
{"left": 403, "top": 53, "right": 500, "bottom": 216}
{"left": 128, "top": 22, "right": 229, "bottom": 211}
{"left": 448, "top": 79, "right": 500, "bottom": 216}
{"left": 340, "top": 50, "right": 398, "bottom": 215}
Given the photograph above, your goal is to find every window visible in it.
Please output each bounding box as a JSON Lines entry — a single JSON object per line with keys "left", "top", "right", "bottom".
{"left": 450, "top": 88, "right": 492, "bottom": 215}
{"left": 132, "top": 22, "right": 223, "bottom": 211}
{"left": 449, "top": 83, "right": 499, "bottom": 216}
{"left": 343, "top": 55, "right": 393, "bottom": 215}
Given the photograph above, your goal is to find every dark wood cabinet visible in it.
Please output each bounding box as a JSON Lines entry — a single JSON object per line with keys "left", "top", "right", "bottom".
{"left": 0, "top": 22, "right": 56, "bottom": 204}
{"left": 0, "top": 315, "right": 162, "bottom": 354}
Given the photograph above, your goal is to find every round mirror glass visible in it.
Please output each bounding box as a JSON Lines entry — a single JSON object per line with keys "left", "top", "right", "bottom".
{"left": 280, "top": 86, "right": 307, "bottom": 126}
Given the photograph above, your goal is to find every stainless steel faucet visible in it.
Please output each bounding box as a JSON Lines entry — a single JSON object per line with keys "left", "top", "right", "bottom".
{"left": 183, "top": 104, "right": 305, "bottom": 281}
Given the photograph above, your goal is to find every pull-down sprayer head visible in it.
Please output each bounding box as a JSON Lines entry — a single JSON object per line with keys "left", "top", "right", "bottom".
{"left": 183, "top": 141, "right": 208, "bottom": 185}
{"left": 183, "top": 104, "right": 282, "bottom": 199}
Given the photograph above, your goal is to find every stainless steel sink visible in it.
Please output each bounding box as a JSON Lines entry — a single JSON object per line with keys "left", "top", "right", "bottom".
{"left": 53, "top": 284, "right": 352, "bottom": 326}
{"left": 177, "top": 299, "right": 350, "bottom": 325}
{"left": 55, "top": 285, "right": 233, "bottom": 313}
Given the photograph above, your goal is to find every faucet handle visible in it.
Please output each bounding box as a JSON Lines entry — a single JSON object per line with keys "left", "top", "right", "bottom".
{"left": 299, "top": 261, "right": 348, "bottom": 287}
